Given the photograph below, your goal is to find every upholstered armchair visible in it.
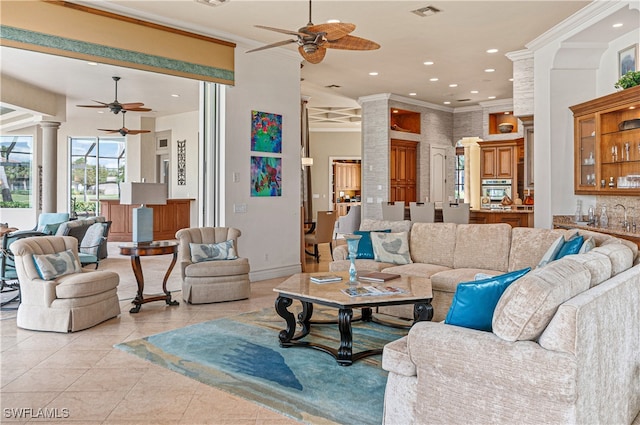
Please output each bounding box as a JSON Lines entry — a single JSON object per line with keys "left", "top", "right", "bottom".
{"left": 334, "top": 205, "right": 361, "bottom": 240}
{"left": 11, "top": 236, "right": 120, "bottom": 332}
{"left": 175, "top": 227, "right": 251, "bottom": 304}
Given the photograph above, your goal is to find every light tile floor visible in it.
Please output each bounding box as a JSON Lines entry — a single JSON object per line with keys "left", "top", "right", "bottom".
{"left": 0, "top": 241, "right": 335, "bottom": 424}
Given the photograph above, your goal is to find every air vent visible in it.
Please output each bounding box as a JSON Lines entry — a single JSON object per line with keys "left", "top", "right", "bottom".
{"left": 411, "top": 5, "right": 442, "bottom": 17}
{"left": 325, "top": 84, "right": 342, "bottom": 89}
{"left": 457, "top": 99, "right": 471, "bottom": 102}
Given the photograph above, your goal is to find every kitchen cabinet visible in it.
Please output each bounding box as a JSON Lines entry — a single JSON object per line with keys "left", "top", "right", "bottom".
{"left": 481, "top": 143, "right": 516, "bottom": 179}
{"left": 390, "top": 139, "right": 417, "bottom": 204}
{"left": 334, "top": 162, "right": 361, "bottom": 191}
{"left": 570, "top": 85, "right": 640, "bottom": 195}
{"left": 99, "top": 199, "right": 193, "bottom": 242}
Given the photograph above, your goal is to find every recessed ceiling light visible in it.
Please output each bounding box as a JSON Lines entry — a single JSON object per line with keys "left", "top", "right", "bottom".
{"left": 171, "top": 94, "right": 180, "bottom": 98}
{"left": 470, "top": 90, "right": 479, "bottom": 94}
{"left": 97, "top": 111, "right": 104, "bottom": 114}
{"left": 612, "top": 23, "right": 623, "bottom": 28}
{"left": 484, "top": 68, "right": 495, "bottom": 73}
{"left": 488, "top": 96, "right": 496, "bottom": 99}
{"left": 392, "top": 110, "right": 399, "bottom": 113}
{"left": 504, "top": 112, "right": 510, "bottom": 115}
{"left": 87, "top": 62, "right": 98, "bottom": 66}
{"left": 629, "top": 106, "right": 636, "bottom": 110}
{"left": 194, "top": 0, "right": 230, "bottom": 7}
{"left": 443, "top": 101, "right": 451, "bottom": 105}
{"left": 429, "top": 78, "right": 439, "bottom": 82}
{"left": 369, "top": 72, "right": 378, "bottom": 76}
{"left": 409, "top": 92, "right": 417, "bottom": 96}
{"left": 508, "top": 78, "right": 514, "bottom": 82}
{"left": 449, "top": 83, "right": 458, "bottom": 88}
{"left": 486, "top": 48, "right": 498, "bottom": 54}
{"left": 327, "top": 19, "right": 341, "bottom": 23}
{"left": 423, "top": 61, "right": 434, "bottom": 66}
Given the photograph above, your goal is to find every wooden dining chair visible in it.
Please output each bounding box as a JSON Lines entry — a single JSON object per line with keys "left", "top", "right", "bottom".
{"left": 305, "top": 211, "right": 337, "bottom": 262}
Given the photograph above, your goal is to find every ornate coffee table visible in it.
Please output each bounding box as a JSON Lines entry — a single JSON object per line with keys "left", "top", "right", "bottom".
{"left": 273, "top": 271, "right": 433, "bottom": 366}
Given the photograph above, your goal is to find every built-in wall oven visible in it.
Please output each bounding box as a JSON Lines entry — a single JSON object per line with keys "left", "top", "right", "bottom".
{"left": 481, "top": 179, "right": 512, "bottom": 207}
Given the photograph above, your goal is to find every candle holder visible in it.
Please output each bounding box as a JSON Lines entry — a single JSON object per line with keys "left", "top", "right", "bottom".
{"left": 343, "top": 234, "right": 362, "bottom": 285}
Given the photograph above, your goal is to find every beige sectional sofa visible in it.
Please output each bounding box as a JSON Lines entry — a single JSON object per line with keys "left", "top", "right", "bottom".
{"left": 330, "top": 220, "right": 640, "bottom": 423}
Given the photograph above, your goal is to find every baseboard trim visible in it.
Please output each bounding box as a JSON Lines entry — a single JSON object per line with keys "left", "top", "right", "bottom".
{"left": 250, "top": 264, "right": 302, "bottom": 282}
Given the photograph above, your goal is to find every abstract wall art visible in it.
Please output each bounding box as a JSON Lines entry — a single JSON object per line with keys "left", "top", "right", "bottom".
{"left": 250, "top": 156, "right": 282, "bottom": 197}
{"left": 251, "top": 110, "right": 282, "bottom": 153}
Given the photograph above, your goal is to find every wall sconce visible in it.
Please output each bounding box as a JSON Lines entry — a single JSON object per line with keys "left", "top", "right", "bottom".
{"left": 120, "top": 182, "right": 167, "bottom": 244}
{"left": 301, "top": 157, "right": 314, "bottom": 167}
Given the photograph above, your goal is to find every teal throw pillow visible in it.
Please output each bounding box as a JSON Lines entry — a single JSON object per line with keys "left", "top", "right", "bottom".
{"left": 445, "top": 267, "right": 531, "bottom": 332}
{"left": 43, "top": 222, "right": 64, "bottom": 235}
{"left": 190, "top": 240, "right": 238, "bottom": 262}
{"left": 33, "top": 249, "right": 82, "bottom": 280}
{"left": 555, "top": 235, "right": 584, "bottom": 259}
{"left": 353, "top": 229, "right": 391, "bottom": 259}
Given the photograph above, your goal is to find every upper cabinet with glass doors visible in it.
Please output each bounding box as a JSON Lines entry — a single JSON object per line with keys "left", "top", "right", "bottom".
{"left": 570, "top": 85, "right": 640, "bottom": 195}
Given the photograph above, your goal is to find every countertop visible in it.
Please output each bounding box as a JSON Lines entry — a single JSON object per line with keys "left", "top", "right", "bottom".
{"left": 472, "top": 208, "right": 534, "bottom": 214}
{"left": 553, "top": 215, "right": 640, "bottom": 240}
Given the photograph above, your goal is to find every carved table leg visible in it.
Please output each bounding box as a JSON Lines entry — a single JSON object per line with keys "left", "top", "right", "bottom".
{"left": 296, "top": 301, "right": 313, "bottom": 340}
{"left": 414, "top": 301, "right": 434, "bottom": 323}
{"left": 337, "top": 308, "right": 354, "bottom": 366}
{"left": 162, "top": 251, "right": 179, "bottom": 306}
{"left": 130, "top": 255, "right": 144, "bottom": 313}
{"left": 275, "top": 296, "right": 297, "bottom": 344}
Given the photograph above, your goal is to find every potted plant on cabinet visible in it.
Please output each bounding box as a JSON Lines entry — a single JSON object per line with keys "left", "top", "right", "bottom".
{"left": 615, "top": 70, "right": 640, "bottom": 90}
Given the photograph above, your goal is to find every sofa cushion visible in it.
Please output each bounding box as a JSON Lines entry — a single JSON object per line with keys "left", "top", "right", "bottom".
{"left": 409, "top": 223, "right": 457, "bottom": 268}
{"left": 444, "top": 268, "right": 531, "bottom": 332}
{"left": 590, "top": 244, "right": 634, "bottom": 277}
{"left": 33, "top": 249, "right": 82, "bottom": 281}
{"left": 452, "top": 224, "right": 511, "bottom": 272}
{"left": 360, "top": 218, "right": 412, "bottom": 233}
{"left": 383, "top": 263, "right": 451, "bottom": 279}
{"left": 536, "top": 235, "right": 565, "bottom": 268}
{"left": 430, "top": 268, "right": 505, "bottom": 294}
{"left": 508, "top": 227, "right": 567, "bottom": 272}
{"left": 492, "top": 258, "right": 591, "bottom": 342}
{"left": 371, "top": 232, "right": 412, "bottom": 265}
{"left": 354, "top": 229, "right": 390, "bottom": 259}
{"left": 562, "top": 252, "right": 612, "bottom": 287}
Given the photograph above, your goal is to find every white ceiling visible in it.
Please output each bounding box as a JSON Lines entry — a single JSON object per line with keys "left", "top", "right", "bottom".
{"left": 0, "top": 0, "right": 603, "bottom": 127}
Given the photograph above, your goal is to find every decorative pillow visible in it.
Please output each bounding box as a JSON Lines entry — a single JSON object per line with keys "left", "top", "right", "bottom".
{"left": 555, "top": 235, "right": 584, "bottom": 260}
{"left": 43, "top": 222, "right": 64, "bottom": 235}
{"left": 578, "top": 236, "right": 595, "bottom": 254}
{"left": 353, "top": 229, "right": 391, "bottom": 259}
{"left": 536, "top": 235, "right": 565, "bottom": 268}
{"left": 33, "top": 249, "right": 82, "bottom": 281}
{"left": 370, "top": 231, "right": 412, "bottom": 265}
{"left": 190, "top": 240, "right": 238, "bottom": 262}
{"left": 79, "top": 222, "right": 107, "bottom": 255}
{"left": 445, "top": 268, "right": 531, "bottom": 332}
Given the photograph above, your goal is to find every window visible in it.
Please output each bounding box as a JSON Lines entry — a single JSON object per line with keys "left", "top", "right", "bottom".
{"left": 0, "top": 135, "right": 33, "bottom": 208}
{"left": 70, "top": 137, "right": 125, "bottom": 217}
{"left": 454, "top": 146, "right": 465, "bottom": 201}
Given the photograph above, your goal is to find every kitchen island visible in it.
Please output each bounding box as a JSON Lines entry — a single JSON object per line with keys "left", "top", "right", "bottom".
{"left": 470, "top": 207, "right": 534, "bottom": 228}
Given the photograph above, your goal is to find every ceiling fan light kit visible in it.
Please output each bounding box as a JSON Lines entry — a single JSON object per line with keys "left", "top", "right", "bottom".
{"left": 98, "top": 110, "right": 150, "bottom": 136}
{"left": 246, "top": 0, "right": 379, "bottom": 64}
{"left": 77, "top": 76, "right": 151, "bottom": 114}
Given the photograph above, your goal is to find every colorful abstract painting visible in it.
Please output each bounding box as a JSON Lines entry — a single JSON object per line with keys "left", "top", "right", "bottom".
{"left": 251, "top": 110, "right": 282, "bottom": 153}
{"left": 251, "top": 156, "right": 282, "bottom": 197}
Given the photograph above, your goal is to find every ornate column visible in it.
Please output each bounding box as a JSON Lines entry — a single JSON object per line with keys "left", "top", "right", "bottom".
{"left": 40, "top": 121, "right": 60, "bottom": 213}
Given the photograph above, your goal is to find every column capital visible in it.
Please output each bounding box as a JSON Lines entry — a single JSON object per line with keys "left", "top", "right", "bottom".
{"left": 39, "top": 121, "right": 61, "bottom": 129}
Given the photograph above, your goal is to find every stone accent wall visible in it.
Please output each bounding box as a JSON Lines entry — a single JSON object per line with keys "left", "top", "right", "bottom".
{"left": 511, "top": 52, "right": 534, "bottom": 117}
{"left": 595, "top": 195, "right": 640, "bottom": 230}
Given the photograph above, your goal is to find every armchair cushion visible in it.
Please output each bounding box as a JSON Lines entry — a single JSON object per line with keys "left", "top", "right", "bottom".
{"left": 43, "top": 222, "right": 65, "bottom": 235}
{"left": 80, "top": 222, "right": 107, "bottom": 256}
{"left": 444, "top": 267, "right": 531, "bottom": 332}
{"left": 190, "top": 240, "right": 238, "bottom": 262}
{"left": 33, "top": 249, "right": 82, "bottom": 280}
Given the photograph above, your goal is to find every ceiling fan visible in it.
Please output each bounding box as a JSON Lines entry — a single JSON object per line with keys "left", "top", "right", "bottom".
{"left": 98, "top": 111, "right": 150, "bottom": 136}
{"left": 246, "top": 0, "right": 380, "bottom": 64}
{"left": 77, "top": 76, "right": 152, "bottom": 114}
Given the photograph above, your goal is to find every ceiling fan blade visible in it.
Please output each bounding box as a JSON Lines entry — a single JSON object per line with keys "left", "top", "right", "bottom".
{"left": 247, "top": 39, "right": 297, "bottom": 53}
{"left": 77, "top": 100, "right": 110, "bottom": 108}
{"left": 125, "top": 129, "right": 151, "bottom": 135}
{"left": 97, "top": 129, "right": 120, "bottom": 133}
{"left": 298, "top": 46, "right": 326, "bottom": 64}
{"left": 123, "top": 106, "right": 152, "bottom": 112}
{"left": 307, "top": 23, "right": 355, "bottom": 41}
{"left": 325, "top": 35, "right": 380, "bottom": 51}
{"left": 255, "top": 25, "right": 307, "bottom": 37}
{"left": 119, "top": 102, "right": 145, "bottom": 108}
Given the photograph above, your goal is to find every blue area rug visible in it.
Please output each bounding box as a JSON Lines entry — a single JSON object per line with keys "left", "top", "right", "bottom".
{"left": 115, "top": 308, "right": 409, "bottom": 424}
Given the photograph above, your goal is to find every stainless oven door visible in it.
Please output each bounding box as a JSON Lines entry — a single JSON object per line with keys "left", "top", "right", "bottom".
{"left": 483, "top": 185, "right": 512, "bottom": 201}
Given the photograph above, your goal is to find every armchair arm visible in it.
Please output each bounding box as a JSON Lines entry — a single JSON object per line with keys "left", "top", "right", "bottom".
{"left": 333, "top": 245, "right": 349, "bottom": 261}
